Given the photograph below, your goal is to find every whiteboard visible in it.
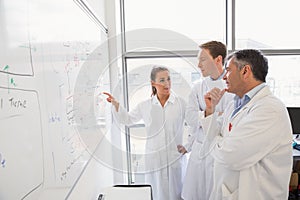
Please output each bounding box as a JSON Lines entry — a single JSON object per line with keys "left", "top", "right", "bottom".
{"left": 0, "top": 0, "right": 110, "bottom": 199}
{"left": 0, "top": 87, "right": 43, "bottom": 199}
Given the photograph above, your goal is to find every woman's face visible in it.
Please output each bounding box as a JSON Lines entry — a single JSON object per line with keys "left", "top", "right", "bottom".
{"left": 152, "top": 70, "right": 171, "bottom": 96}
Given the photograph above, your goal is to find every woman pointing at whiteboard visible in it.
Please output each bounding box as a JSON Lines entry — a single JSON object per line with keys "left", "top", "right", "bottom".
{"left": 104, "top": 65, "right": 187, "bottom": 200}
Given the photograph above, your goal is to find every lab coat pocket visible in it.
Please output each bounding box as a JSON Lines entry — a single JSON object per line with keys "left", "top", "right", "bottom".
{"left": 222, "top": 184, "right": 238, "bottom": 200}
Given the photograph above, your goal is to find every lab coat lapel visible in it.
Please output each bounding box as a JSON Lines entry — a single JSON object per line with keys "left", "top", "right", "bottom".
{"left": 229, "top": 85, "right": 271, "bottom": 121}
{"left": 226, "top": 86, "right": 271, "bottom": 136}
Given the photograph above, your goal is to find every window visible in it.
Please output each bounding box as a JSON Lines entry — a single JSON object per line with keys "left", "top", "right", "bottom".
{"left": 235, "top": 0, "right": 300, "bottom": 49}
{"left": 124, "top": 0, "right": 226, "bottom": 51}
{"left": 126, "top": 57, "right": 199, "bottom": 104}
{"left": 267, "top": 55, "right": 300, "bottom": 107}
{"left": 115, "top": 0, "right": 300, "bottom": 184}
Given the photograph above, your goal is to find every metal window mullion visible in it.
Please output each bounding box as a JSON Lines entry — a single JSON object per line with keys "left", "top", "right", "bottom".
{"left": 261, "top": 49, "right": 300, "bottom": 56}
{"left": 231, "top": 0, "right": 236, "bottom": 51}
{"left": 119, "top": 0, "right": 133, "bottom": 185}
{"left": 225, "top": 0, "right": 228, "bottom": 47}
{"left": 124, "top": 50, "right": 199, "bottom": 59}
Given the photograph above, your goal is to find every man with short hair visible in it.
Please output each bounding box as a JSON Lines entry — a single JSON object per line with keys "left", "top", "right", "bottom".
{"left": 181, "top": 41, "right": 233, "bottom": 200}
{"left": 201, "top": 49, "right": 293, "bottom": 200}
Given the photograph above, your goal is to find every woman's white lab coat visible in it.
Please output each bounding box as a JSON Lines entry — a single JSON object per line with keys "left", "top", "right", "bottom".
{"left": 201, "top": 85, "right": 293, "bottom": 200}
{"left": 182, "top": 77, "right": 233, "bottom": 200}
{"left": 113, "top": 92, "right": 186, "bottom": 200}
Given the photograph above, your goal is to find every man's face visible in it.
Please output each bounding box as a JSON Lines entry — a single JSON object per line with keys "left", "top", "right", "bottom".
{"left": 197, "top": 48, "right": 218, "bottom": 77}
{"left": 223, "top": 58, "right": 244, "bottom": 97}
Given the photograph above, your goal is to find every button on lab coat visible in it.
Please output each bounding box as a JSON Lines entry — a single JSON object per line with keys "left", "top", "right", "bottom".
{"left": 113, "top": 92, "right": 186, "bottom": 200}
{"left": 200, "top": 85, "right": 293, "bottom": 200}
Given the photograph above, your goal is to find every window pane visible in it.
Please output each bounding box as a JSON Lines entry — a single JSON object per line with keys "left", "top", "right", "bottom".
{"left": 124, "top": 0, "right": 226, "bottom": 51}
{"left": 236, "top": 0, "right": 300, "bottom": 49}
{"left": 126, "top": 57, "right": 199, "bottom": 104}
{"left": 267, "top": 55, "right": 300, "bottom": 107}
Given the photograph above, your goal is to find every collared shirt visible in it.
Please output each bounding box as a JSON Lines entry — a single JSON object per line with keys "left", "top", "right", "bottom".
{"left": 152, "top": 92, "right": 176, "bottom": 107}
{"left": 231, "top": 83, "right": 266, "bottom": 117}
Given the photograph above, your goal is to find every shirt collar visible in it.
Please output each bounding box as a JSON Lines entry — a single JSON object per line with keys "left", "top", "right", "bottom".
{"left": 246, "top": 82, "right": 266, "bottom": 99}
{"left": 152, "top": 91, "right": 176, "bottom": 105}
{"left": 233, "top": 83, "right": 266, "bottom": 109}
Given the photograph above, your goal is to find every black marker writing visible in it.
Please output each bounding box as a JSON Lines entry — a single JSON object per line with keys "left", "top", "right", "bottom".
{"left": 0, "top": 153, "right": 6, "bottom": 168}
{"left": 8, "top": 97, "right": 27, "bottom": 108}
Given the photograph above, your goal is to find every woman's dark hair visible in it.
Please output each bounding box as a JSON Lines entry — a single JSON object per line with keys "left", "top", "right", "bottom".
{"left": 150, "top": 65, "right": 169, "bottom": 96}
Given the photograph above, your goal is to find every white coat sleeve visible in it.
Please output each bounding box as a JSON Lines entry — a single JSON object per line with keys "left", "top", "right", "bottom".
{"left": 184, "top": 85, "right": 204, "bottom": 152}
{"left": 198, "top": 112, "right": 223, "bottom": 159}
{"left": 112, "top": 103, "right": 143, "bottom": 126}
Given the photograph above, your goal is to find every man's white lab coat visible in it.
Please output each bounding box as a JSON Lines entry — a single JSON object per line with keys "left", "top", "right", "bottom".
{"left": 113, "top": 92, "right": 186, "bottom": 200}
{"left": 182, "top": 77, "right": 233, "bottom": 200}
{"left": 201, "top": 85, "right": 293, "bottom": 200}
